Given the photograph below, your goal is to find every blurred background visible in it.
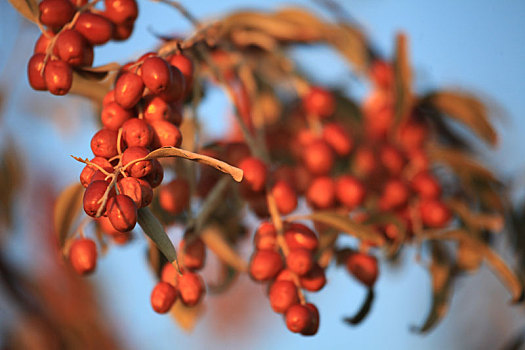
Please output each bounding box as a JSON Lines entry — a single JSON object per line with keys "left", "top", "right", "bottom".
{"left": 1, "top": 0, "right": 525, "bottom": 349}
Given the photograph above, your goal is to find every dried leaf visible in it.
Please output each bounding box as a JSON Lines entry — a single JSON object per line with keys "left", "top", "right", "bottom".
{"left": 456, "top": 240, "right": 483, "bottom": 271}
{"left": 393, "top": 33, "right": 412, "bottom": 127}
{"left": 169, "top": 299, "right": 204, "bottom": 332}
{"left": 8, "top": 0, "right": 38, "bottom": 23}
{"left": 80, "top": 62, "right": 121, "bottom": 73}
{"left": 137, "top": 207, "right": 178, "bottom": 264}
{"left": 343, "top": 288, "right": 375, "bottom": 325}
{"left": 425, "top": 90, "right": 497, "bottom": 145}
{"left": 411, "top": 241, "right": 454, "bottom": 333}
{"left": 200, "top": 225, "right": 247, "bottom": 272}
{"left": 0, "top": 143, "right": 24, "bottom": 229}
{"left": 53, "top": 183, "right": 84, "bottom": 248}
{"left": 297, "top": 211, "right": 385, "bottom": 246}
{"left": 145, "top": 147, "right": 243, "bottom": 182}
{"left": 325, "top": 24, "right": 368, "bottom": 73}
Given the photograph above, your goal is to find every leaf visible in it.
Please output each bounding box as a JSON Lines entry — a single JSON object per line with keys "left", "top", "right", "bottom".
{"left": 424, "top": 90, "right": 497, "bottom": 145}
{"left": 0, "top": 142, "right": 24, "bottom": 230}
{"left": 8, "top": 0, "right": 38, "bottom": 23}
{"left": 325, "top": 24, "right": 368, "bottom": 73}
{"left": 53, "top": 183, "right": 84, "bottom": 248}
{"left": 208, "top": 264, "right": 238, "bottom": 294}
{"left": 145, "top": 147, "right": 243, "bottom": 182}
{"left": 200, "top": 225, "right": 247, "bottom": 272}
{"left": 137, "top": 207, "right": 179, "bottom": 264}
{"left": 297, "top": 211, "right": 385, "bottom": 246}
{"left": 343, "top": 288, "right": 375, "bottom": 325}
{"left": 393, "top": 32, "right": 412, "bottom": 128}
{"left": 75, "top": 63, "right": 121, "bottom": 81}
{"left": 411, "top": 241, "right": 454, "bottom": 333}
{"left": 169, "top": 299, "right": 204, "bottom": 332}
{"left": 70, "top": 72, "right": 112, "bottom": 103}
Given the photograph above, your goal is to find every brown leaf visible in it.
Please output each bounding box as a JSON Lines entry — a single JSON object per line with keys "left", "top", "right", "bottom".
{"left": 145, "top": 147, "right": 243, "bottom": 182}
{"left": 393, "top": 32, "right": 412, "bottom": 128}
{"left": 169, "top": 299, "right": 204, "bottom": 332}
{"left": 425, "top": 90, "right": 497, "bottom": 145}
{"left": 343, "top": 288, "right": 375, "bottom": 325}
{"left": 456, "top": 240, "right": 483, "bottom": 271}
{"left": 0, "top": 142, "right": 24, "bottom": 230}
{"left": 53, "top": 183, "right": 84, "bottom": 248}
{"left": 200, "top": 225, "right": 247, "bottom": 272}
{"left": 8, "top": 0, "right": 38, "bottom": 23}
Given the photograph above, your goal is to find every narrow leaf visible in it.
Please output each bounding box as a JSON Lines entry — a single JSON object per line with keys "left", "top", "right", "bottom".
{"left": 200, "top": 225, "right": 247, "bottom": 272}
{"left": 137, "top": 207, "right": 178, "bottom": 264}
{"left": 53, "top": 183, "right": 84, "bottom": 247}
{"left": 145, "top": 147, "right": 243, "bottom": 182}
{"left": 393, "top": 32, "right": 412, "bottom": 127}
{"left": 169, "top": 299, "right": 204, "bottom": 332}
{"left": 425, "top": 90, "right": 497, "bottom": 145}
{"left": 297, "top": 211, "right": 385, "bottom": 246}
{"left": 343, "top": 288, "right": 375, "bottom": 325}
{"left": 8, "top": 0, "right": 38, "bottom": 23}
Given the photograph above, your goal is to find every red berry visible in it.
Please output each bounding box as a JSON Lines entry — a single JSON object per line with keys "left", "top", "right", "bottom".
{"left": 303, "top": 86, "right": 335, "bottom": 118}
{"left": 150, "top": 282, "right": 177, "bottom": 314}
{"left": 271, "top": 180, "right": 297, "bottom": 215}
{"left": 286, "top": 304, "right": 313, "bottom": 333}
{"left": 79, "top": 157, "right": 113, "bottom": 188}
{"left": 180, "top": 237, "right": 206, "bottom": 271}
{"left": 370, "top": 60, "right": 394, "bottom": 89}
{"left": 168, "top": 53, "right": 194, "bottom": 95}
{"left": 158, "top": 178, "right": 190, "bottom": 215}
{"left": 419, "top": 199, "right": 451, "bottom": 228}
{"left": 299, "top": 263, "right": 326, "bottom": 292}
{"left": 254, "top": 222, "right": 277, "bottom": 250}
{"left": 107, "top": 194, "right": 137, "bottom": 232}
{"left": 302, "top": 140, "right": 334, "bottom": 176}
{"left": 97, "top": 215, "right": 120, "bottom": 236}
{"left": 142, "top": 159, "right": 163, "bottom": 188}
{"left": 178, "top": 272, "right": 205, "bottom": 306}
{"left": 284, "top": 223, "right": 318, "bottom": 251}
{"left": 306, "top": 176, "right": 335, "bottom": 209}
{"left": 335, "top": 175, "right": 366, "bottom": 209}
{"left": 44, "top": 59, "right": 72, "bottom": 96}
{"left": 101, "top": 102, "right": 134, "bottom": 131}
{"left": 114, "top": 72, "right": 144, "bottom": 109}
{"left": 249, "top": 250, "right": 283, "bottom": 282}
{"left": 74, "top": 12, "right": 114, "bottom": 45}
{"left": 322, "top": 123, "right": 353, "bottom": 156}
{"left": 104, "top": 0, "right": 138, "bottom": 24}
{"left": 380, "top": 145, "right": 405, "bottom": 176}
{"left": 149, "top": 120, "right": 182, "bottom": 148}
{"left": 141, "top": 57, "right": 172, "bottom": 94}
{"left": 34, "top": 32, "right": 54, "bottom": 54}
{"left": 121, "top": 146, "right": 152, "bottom": 178}
{"left": 346, "top": 252, "right": 379, "bottom": 288}
{"left": 112, "top": 21, "right": 134, "bottom": 41}
{"left": 122, "top": 118, "right": 153, "bottom": 148}
{"left": 353, "top": 147, "right": 376, "bottom": 177}
{"left": 143, "top": 95, "right": 175, "bottom": 122}
{"left": 55, "top": 29, "right": 91, "bottom": 67}
{"left": 83, "top": 180, "right": 112, "bottom": 217}
{"left": 301, "top": 303, "right": 320, "bottom": 336}
{"left": 268, "top": 280, "right": 299, "bottom": 313}
{"left": 239, "top": 157, "right": 267, "bottom": 192}
{"left": 380, "top": 179, "right": 409, "bottom": 211}
{"left": 27, "top": 54, "right": 47, "bottom": 91}
{"left": 411, "top": 171, "right": 441, "bottom": 199}
{"left": 398, "top": 119, "right": 427, "bottom": 150}
{"left": 103, "top": 90, "right": 115, "bottom": 106}
{"left": 156, "top": 65, "right": 185, "bottom": 103}
{"left": 69, "top": 238, "right": 97, "bottom": 275}
{"left": 286, "top": 248, "right": 314, "bottom": 276}
{"left": 161, "top": 263, "right": 179, "bottom": 288}
{"left": 39, "top": 0, "right": 75, "bottom": 30}
{"left": 90, "top": 129, "right": 119, "bottom": 158}
{"left": 117, "top": 177, "right": 143, "bottom": 207}
{"left": 137, "top": 178, "right": 153, "bottom": 207}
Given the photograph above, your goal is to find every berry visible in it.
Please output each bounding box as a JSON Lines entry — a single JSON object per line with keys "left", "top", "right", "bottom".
{"left": 101, "top": 102, "right": 134, "bottom": 131}
{"left": 380, "top": 179, "right": 409, "bottom": 211}
{"left": 284, "top": 223, "right": 318, "bottom": 251}
{"left": 322, "top": 123, "right": 353, "bottom": 156}
{"left": 335, "top": 176, "right": 366, "bottom": 210}
{"left": 148, "top": 120, "right": 182, "bottom": 148}
{"left": 74, "top": 13, "right": 114, "bottom": 46}
{"left": 150, "top": 282, "right": 177, "bottom": 314}
{"left": 79, "top": 157, "right": 113, "bottom": 187}
{"left": 271, "top": 180, "right": 297, "bottom": 215}
{"left": 156, "top": 65, "right": 185, "bottom": 103}
{"left": 121, "top": 146, "right": 152, "bottom": 178}
{"left": 268, "top": 280, "right": 299, "bottom": 313}
{"left": 168, "top": 53, "right": 194, "bottom": 95}
{"left": 299, "top": 263, "right": 326, "bottom": 292}
{"left": 34, "top": 32, "right": 54, "bottom": 54}
{"left": 380, "top": 145, "right": 405, "bottom": 176}
{"left": 161, "top": 263, "right": 179, "bottom": 288}
{"left": 27, "top": 53, "right": 47, "bottom": 91}
{"left": 116, "top": 177, "right": 143, "bottom": 207}
{"left": 69, "top": 238, "right": 97, "bottom": 275}
{"left": 411, "top": 172, "right": 441, "bottom": 199}
{"left": 286, "top": 249, "right": 314, "bottom": 276}
{"left": 180, "top": 237, "right": 206, "bottom": 271}
{"left": 142, "top": 159, "right": 164, "bottom": 188}
{"left": 122, "top": 118, "right": 153, "bottom": 148}
{"left": 39, "top": 0, "right": 75, "bottom": 30}
{"left": 137, "top": 178, "right": 153, "bottom": 207}
{"left": 143, "top": 96, "right": 175, "bottom": 122}
{"left": 419, "top": 199, "right": 451, "bottom": 228}
{"left": 306, "top": 176, "right": 335, "bottom": 209}
{"left": 254, "top": 222, "right": 277, "bottom": 250}
{"left": 83, "top": 180, "right": 112, "bottom": 217}
{"left": 249, "top": 250, "right": 283, "bottom": 281}
{"left": 239, "top": 157, "right": 267, "bottom": 192}
{"left": 353, "top": 147, "right": 376, "bottom": 177}
{"left": 303, "top": 86, "right": 335, "bottom": 118}
{"left": 301, "top": 303, "right": 320, "bottom": 336}
{"left": 107, "top": 194, "right": 137, "bottom": 232}
{"left": 103, "top": 0, "right": 138, "bottom": 24}
{"left": 141, "top": 57, "right": 172, "bottom": 94}
{"left": 178, "top": 272, "right": 205, "bottom": 306}
{"left": 55, "top": 29, "right": 91, "bottom": 67}
{"left": 346, "top": 252, "right": 379, "bottom": 288}
{"left": 158, "top": 178, "right": 190, "bottom": 215}
{"left": 302, "top": 140, "right": 334, "bottom": 176}
{"left": 112, "top": 21, "right": 134, "bottom": 41}
{"left": 286, "top": 304, "right": 313, "bottom": 333}
{"left": 114, "top": 72, "right": 144, "bottom": 109}
{"left": 44, "top": 59, "right": 72, "bottom": 96}
{"left": 90, "top": 129, "right": 119, "bottom": 158}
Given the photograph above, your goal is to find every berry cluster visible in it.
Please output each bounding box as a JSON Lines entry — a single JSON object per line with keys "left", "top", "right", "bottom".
{"left": 28, "top": 0, "right": 139, "bottom": 95}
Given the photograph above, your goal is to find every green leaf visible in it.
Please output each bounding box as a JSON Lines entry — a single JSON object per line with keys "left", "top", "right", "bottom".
{"left": 200, "top": 225, "right": 247, "bottom": 272}
{"left": 8, "top": 0, "right": 38, "bottom": 23}
{"left": 137, "top": 207, "right": 179, "bottom": 264}
{"left": 297, "top": 211, "right": 385, "bottom": 246}
{"left": 53, "top": 183, "right": 84, "bottom": 248}
{"left": 424, "top": 90, "right": 497, "bottom": 145}
{"left": 343, "top": 288, "right": 375, "bottom": 325}
{"left": 411, "top": 241, "right": 454, "bottom": 333}
{"left": 169, "top": 299, "right": 204, "bottom": 332}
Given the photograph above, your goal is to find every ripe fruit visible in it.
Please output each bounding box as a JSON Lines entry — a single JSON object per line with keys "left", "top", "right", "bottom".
{"left": 322, "top": 123, "right": 353, "bottom": 156}
{"left": 142, "top": 159, "right": 164, "bottom": 188}
{"left": 107, "top": 194, "right": 137, "bottom": 232}
{"left": 380, "top": 145, "right": 405, "bottom": 176}
{"left": 122, "top": 118, "right": 153, "bottom": 148}
{"left": 69, "top": 238, "right": 97, "bottom": 275}
{"left": 178, "top": 272, "right": 205, "bottom": 306}
{"left": 419, "top": 199, "right": 451, "bottom": 228}
{"left": 104, "top": 0, "right": 138, "bottom": 24}
{"left": 158, "top": 178, "right": 190, "bottom": 215}
{"left": 161, "top": 263, "right": 179, "bottom": 287}
{"left": 286, "top": 249, "right": 314, "bottom": 276}
{"left": 90, "top": 129, "right": 119, "bottom": 158}
{"left": 34, "top": 32, "right": 54, "bottom": 54}
{"left": 55, "top": 29, "right": 91, "bottom": 67}
{"left": 286, "top": 304, "right": 314, "bottom": 333}
{"left": 83, "top": 180, "right": 111, "bottom": 217}
{"left": 411, "top": 172, "right": 441, "bottom": 199}
{"left": 346, "top": 252, "right": 379, "bottom": 288}
{"left": 239, "top": 157, "right": 267, "bottom": 192}
{"left": 114, "top": 72, "right": 144, "bottom": 109}
{"left": 335, "top": 176, "right": 366, "bottom": 209}
{"left": 301, "top": 303, "right": 320, "bottom": 336}
{"left": 303, "top": 86, "right": 335, "bottom": 118}
{"left": 143, "top": 95, "right": 174, "bottom": 122}
{"left": 27, "top": 54, "right": 47, "bottom": 91}
{"left": 254, "top": 222, "right": 277, "bottom": 250}
{"left": 353, "top": 147, "right": 376, "bottom": 177}
{"left": 141, "top": 56, "right": 172, "bottom": 94}
{"left": 156, "top": 65, "right": 185, "bottom": 102}
{"left": 39, "top": 0, "right": 75, "bottom": 30}
{"left": 74, "top": 13, "right": 114, "bottom": 45}
{"left": 299, "top": 263, "right": 326, "bottom": 292}
{"left": 180, "top": 237, "right": 206, "bottom": 271}
{"left": 168, "top": 53, "right": 194, "bottom": 95}
{"left": 284, "top": 223, "right": 318, "bottom": 251}
{"left": 380, "top": 179, "right": 409, "bottom": 211}
{"left": 268, "top": 280, "right": 299, "bottom": 313}
{"left": 117, "top": 177, "right": 143, "bottom": 207}
{"left": 306, "top": 176, "right": 335, "bottom": 209}
{"left": 79, "top": 157, "right": 113, "bottom": 187}
{"left": 249, "top": 250, "right": 283, "bottom": 281}
{"left": 44, "top": 59, "right": 72, "bottom": 96}
{"left": 121, "top": 146, "right": 152, "bottom": 178}
{"left": 302, "top": 140, "right": 334, "bottom": 176}
{"left": 112, "top": 21, "right": 134, "bottom": 41}
{"left": 148, "top": 120, "right": 183, "bottom": 148}
{"left": 271, "top": 180, "right": 297, "bottom": 215}
{"left": 101, "top": 102, "right": 134, "bottom": 131}
{"left": 150, "top": 282, "right": 177, "bottom": 314}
